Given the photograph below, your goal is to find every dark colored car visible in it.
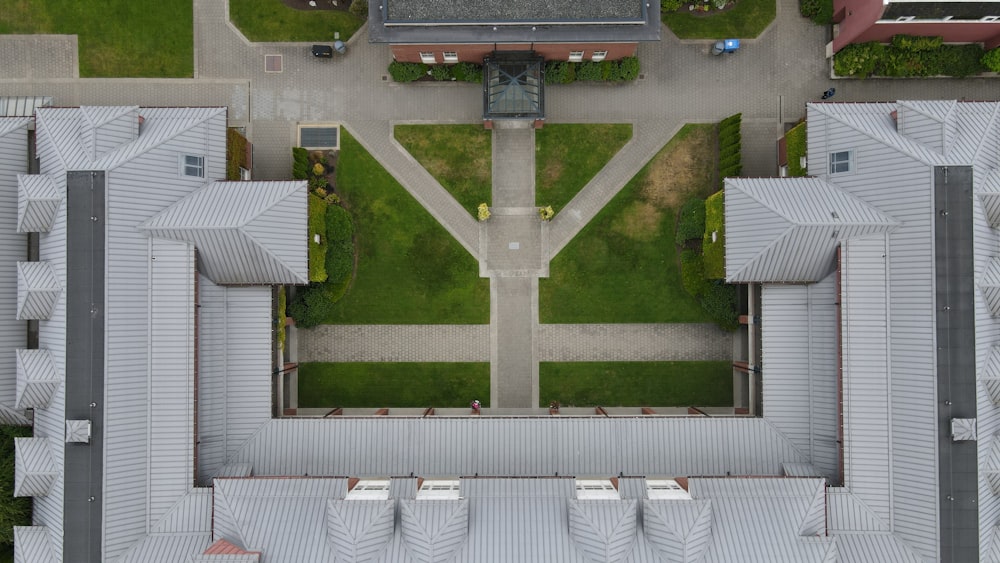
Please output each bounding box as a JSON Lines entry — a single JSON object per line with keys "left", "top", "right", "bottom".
{"left": 312, "top": 45, "right": 333, "bottom": 58}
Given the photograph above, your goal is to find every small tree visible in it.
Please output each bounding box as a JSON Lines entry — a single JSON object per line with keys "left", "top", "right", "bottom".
{"left": 983, "top": 47, "right": 1000, "bottom": 73}
{"left": 538, "top": 206, "right": 554, "bottom": 221}
{"left": 478, "top": 203, "right": 491, "bottom": 221}
{"left": 349, "top": 0, "right": 368, "bottom": 19}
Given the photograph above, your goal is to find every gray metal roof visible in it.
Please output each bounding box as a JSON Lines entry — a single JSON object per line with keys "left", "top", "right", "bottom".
{"left": 0, "top": 118, "right": 30, "bottom": 425}
{"left": 567, "top": 499, "right": 638, "bottom": 561}
{"left": 14, "top": 348, "right": 59, "bottom": 409}
{"left": 327, "top": 499, "right": 396, "bottom": 560}
{"left": 16, "top": 173, "right": 61, "bottom": 233}
{"left": 140, "top": 181, "right": 308, "bottom": 285}
{"left": 12, "top": 526, "right": 58, "bottom": 563}
{"left": 0, "top": 96, "right": 52, "bottom": 117}
{"left": 384, "top": 0, "right": 644, "bottom": 24}
{"left": 984, "top": 257, "right": 1000, "bottom": 316}
{"left": 643, "top": 499, "right": 714, "bottom": 562}
{"left": 15, "top": 261, "right": 61, "bottom": 320}
{"left": 724, "top": 177, "right": 896, "bottom": 283}
{"left": 13, "top": 437, "right": 58, "bottom": 497}
{"left": 399, "top": 499, "right": 470, "bottom": 562}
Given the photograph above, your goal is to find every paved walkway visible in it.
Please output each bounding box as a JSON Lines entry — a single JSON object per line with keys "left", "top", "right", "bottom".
{"left": 5, "top": 0, "right": 1000, "bottom": 409}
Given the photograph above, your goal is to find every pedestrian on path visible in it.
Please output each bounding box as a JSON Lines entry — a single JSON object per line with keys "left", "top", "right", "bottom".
{"left": 821, "top": 88, "right": 836, "bottom": 100}
{"left": 471, "top": 399, "right": 481, "bottom": 412}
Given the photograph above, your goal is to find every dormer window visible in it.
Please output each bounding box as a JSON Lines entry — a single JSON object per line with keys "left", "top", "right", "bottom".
{"left": 646, "top": 479, "right": 692, "bottom": 500}
{"left": 829, "top": 150, "right": 853, "bottom": 174}
{"left": 416, "top": 479, "right": 461, "bottom": 500}
{"left": 181, "top": 154, "right": 205, "bottom": 178}
{"left": 575, "top": 479, "right": 619, "bottom": 500}
{"left": 346, "top": 479, "right": 390, "bottom": 500}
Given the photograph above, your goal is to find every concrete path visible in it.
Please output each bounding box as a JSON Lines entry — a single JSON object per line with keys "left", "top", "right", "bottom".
{"left": 298, "top": 325, "right": 489, "bottom": 362}
{"left": 491, "top": 277, "right": 539, "bottom": 407}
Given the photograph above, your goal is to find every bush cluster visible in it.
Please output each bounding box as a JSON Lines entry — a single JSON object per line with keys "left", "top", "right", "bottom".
{"left": 290, "top": 205, "right": 356, "bottom": 328}
{"left": 702, "top": 191, "right": 725, "bottom": 279}
{"left": 544, "top": 57, "right": 640, "bottom": 84}
{"left": 677, "top": 198, "right": 706, "bottom": 242}
{"left": 982, "top": 47, "right": 1000, "bottom": 72}
{"left": 292, "top": 147, "right": 309, "bottom": 180}
{"left": 388, "top": 61, "right": 484, "bottom": 83}
{"left": 799, "top": 0, "right": 833, "bottom": 23}
{"left": 719, "top": 113, "right": 742, "bottom": 187}
{"left": 226, "top": 128, "right": 249, "bottom": 181}
{"left": 348, "top": 0, "right": 368, "bottom": 19}
{"left": 680, "top": 250, "right": 738, "bottom": 331}
{"left": 308, "top": 194, "right": 329, "bottom": 282}
{"left": 661, "top": 0, "right": 685, "bottom": 11}
{"left": 834, "top": 36, "right": 986, "bottom": 78}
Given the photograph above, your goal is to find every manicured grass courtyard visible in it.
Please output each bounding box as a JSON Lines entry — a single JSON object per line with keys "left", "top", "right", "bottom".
{"left": 320, "top": 129, "right": 489, "bottom": 324}
{"left": 784, "top": 121, "right": 807, "bottom": 177}
{"left": 540, "top": 124, "right": 720, "bottom": 323}
{"left": 298, "top": 363, "right": 490, "bottom": 408}
{"left": 540, "top": 362, "right": 733, "bottom": 407}
{"left": 395, "top": 125, "right": 492, "bottom": 216}
{"left": 230, "top": 0, "right": 363, "bottom": 43}
{"left": 0, "top": 0, "right": 193, "bottom": 77}
{"left": 663, "top": 0, "right": 776, "bottom": 39}
{"left": 535, "top": 124, "right": 633, "bottom": 212}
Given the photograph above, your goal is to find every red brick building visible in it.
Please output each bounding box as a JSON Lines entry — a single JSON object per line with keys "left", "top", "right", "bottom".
{"left": 368, "top": 0, "right": 660, "bottom": 64}
{"left": 830, "top": 0, "right": 1000, "bottom": 53}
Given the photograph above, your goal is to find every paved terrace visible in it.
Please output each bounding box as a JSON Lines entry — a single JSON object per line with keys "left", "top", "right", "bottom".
{"left": 4, "top": 0, "right": 998, "bottom": 408}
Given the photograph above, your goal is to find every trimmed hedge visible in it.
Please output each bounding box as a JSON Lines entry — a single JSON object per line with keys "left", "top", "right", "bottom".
{"left": 718, "top": 113, "right": 742, "bottom": 188}
{"left": 290, "top": 204, "right": 356, "bottom": 328}
{"left": 226, "top": 128, "right": 248, "bottom": 181}
{"left": 702, "top": 191, "right": 725, "bottom": 279}
{"left": 388, "top": 61, "right": 484, "bottom": 83}
{"left": 388, "top": 60, "right": 428, "bottom": 82}
{"left": 292, "top": 147, "right": 309, "bottom": 180}
{"left": 834, "top": 36, "right": 986, "bottom": 78}
{"left": 308, "top": 194, "right": 328, "bottom": 282}
{"left": 677, "top": 198, "right": 707, "bottom": 242}
{"left": 680, "top": 249, "right": 737, "bottom": 330}
{"left": 785, "top": 121, "right": 807, "bottom": 177}
{"left": 544, "top": 57, "right": 640, "bottom": 84}
{"left": 452, "top": 62, "right": 483, "bottom": 82}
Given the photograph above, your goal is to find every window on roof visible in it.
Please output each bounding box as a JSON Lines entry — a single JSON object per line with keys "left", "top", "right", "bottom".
{"left": 346, "top": 479, "right": 391, "bottom": 500}
{"left": 982, "top": 15, "right": 999, "bottom": 21}
{"left": 181, "top": 154, "right": 205, "bottom": 178}
{"left": 443, "top": 51, "right": 459, "bottom": 63}
{"left": 569, "top": 51, "right": 584, "bottom": 62}
{"left": 419, "top": 52, "right": 437, "bottom": 64}
{"left": 591, "top": 50, "right": 608, "bottom": 62}
{"left": 575, "top": 479, "right": 620, "bottom": 500}
{"left": 829, "top": 150, "right": 853, "bottom": 174}
{"left": 646, "top": 479, "right": 692, "bottom": 500}
{"left": 416, "top": 479, "right": 461, "bottom": 500}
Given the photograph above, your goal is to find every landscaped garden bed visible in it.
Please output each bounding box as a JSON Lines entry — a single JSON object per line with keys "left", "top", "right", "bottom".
{"left": 784, "top": 121, "right": 807, "bottom": 177}
{"left": 291, "top": 129, "right": 489, "bottom": 326}
{"left": 834, "top": 35, "right": 996, "bottom": 78}
{"left": 0, "top": 0, "right": 193, "bottom": 77}
{"left": 540, "top": 124, "right": 726, "bottom": 325}
{"left": 539, "top": 361, "right": 732, "bottom": 407}
{"left": 297, "top": 363, "right": 490, "bottom": 408}
{"left": 394, "top": 125, "right": 492, "bottom": 216}
{"left": 535, "top": 124, "right": 633, "bottom": 213}
{"left": 662, "top": 0, "right": 775, "bottom": 39}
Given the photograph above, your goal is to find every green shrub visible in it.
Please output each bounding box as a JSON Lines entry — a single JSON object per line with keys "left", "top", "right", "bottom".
{"left": 785, "top": 121, "right": 807, "bottom": 177}
{"left": 701, "top": 281, "right": 738, "bottom": 330}
{"left": 289, "top": 284, "right": 337, "bottom": 328}
{"left": 453, "top": 62, "right": 483, "bottom": 82}
{"left": 618, "top": 57, "right": 640, "bottom": 80}
{"left": 600, "top": 60, "right": 617, "bottom": 81}
{"left": 226, "top": 128, "right": 248, "bottom": 181}
{"left": 326, "top": 204, "right": 354, "bottom": 241}
{"left": 348, "top": 0, "right": 368, "bottom": 19}
{"left": 430, "top": 64, "right": 453, "bottom": 81}
{"left": 703, "top": 191, "right": 725, "bottom": 279}
{"left": 833, "top": 42, "right": 883, "bottom": 77}
{"left": 680, "top": 249, "right": 710, "bottom": 298}
{"left": 801, "top": 0, "right": 833, "bottom": 24}
{"left": 576, "top": 61, "right": 604, "bottom": 81}
{"left": 662, "top": 0, "right": 685, "bottom": 11}
{"left": 277, "top": 286, "right": 286, "bottom": 350}
{"left": 983, "top": 47, "right": 1000, "bottom": 72}
{"left": 0, "top": 425, "right": 32, "bottom": 547}
{"left": 677, "top": 198, "right": 707, "bottom": 241}
{"left": 545, "top": 61, "right": 576, "bottom": 84}
{"left": 936, "top": 44, "right": 986, "bottom": 77}
{"left": 292, "top": 147, "right": 309, "bottom": 180}
{"left": 326, "top": 240, "right": 354, "bottom": 282}
{"left": 308, "top": 194, "right": 328, "bottom": 282}
{"left": 891, "top": 34, "right": 942, "bottom": 51}
{"left": 388, "top": 61, "right": 428, "bottom": 82}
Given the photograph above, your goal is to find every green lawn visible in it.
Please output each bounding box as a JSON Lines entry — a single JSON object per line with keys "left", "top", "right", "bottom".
{"left": 663, "top": 0, "right": 776, "bottom": 39}
{"left": 535, "top": 124, "right": 633, "bottom": 212}
{"left": 785, "top": 122, "right": 807, "bottom": 177}
{"left": 321, "top": 129, "right": 489, "bottom": 324}
{"left": 394, "top": 125, "right": 492, "bottom": 216}
{"left": 0, "top": 0, "right": 192, "bottom": 77}
{"left": 298, "top": 363, "right": 490, "bottom": 408}
{"left": 230, "top": 0, "right": 363, "bottom": 42}
{"left": 540, "top": 362, "right": 733, "bottom": 407}
{"left": 540, "top": 124, "right": 719, "bottom": 323}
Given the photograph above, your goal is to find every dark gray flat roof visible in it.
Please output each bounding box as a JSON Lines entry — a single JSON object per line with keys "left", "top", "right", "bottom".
{"left": 63, "top": 170, "right": 106, "bottom": 563}
{"left": 385, "top": 0, "right": 644, "bottom": 24}
{"left": 933, "top": 165, "right": 979, "bottom": 563}
{"left": 369, "top": 1, "right": 660, "bottom": 44}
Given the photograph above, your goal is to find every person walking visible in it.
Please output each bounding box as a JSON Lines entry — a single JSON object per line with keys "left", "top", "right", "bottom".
{"left": 471, "top": 399, "right": 481, "bottom": 412}
{"left": 821, "top": 88, "right": 836, "bottom": 100}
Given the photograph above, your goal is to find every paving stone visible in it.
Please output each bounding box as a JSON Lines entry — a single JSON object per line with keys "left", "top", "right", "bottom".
{"left": 538, "top": 324, "right": 731, "bottom": 362}
{"left": 298, "top": 325, "right": 489, "bottom": 362}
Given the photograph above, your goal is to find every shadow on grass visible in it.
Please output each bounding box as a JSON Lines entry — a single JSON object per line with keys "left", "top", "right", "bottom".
{"left": 663, "top": 0, "right": 776, "bottom": 39}
{"left": 230, "top": 0, "right": 363, "bottom": 42}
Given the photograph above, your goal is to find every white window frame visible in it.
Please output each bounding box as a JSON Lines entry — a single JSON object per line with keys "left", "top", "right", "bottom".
{"left": 982, "top": 15, "right": 1000, "bottom": 21}
{"left": 442, "top": 51, "right": 459, "bottom": 63}
{"left": 895, "top": 16, "right": 915, "bottom": 21}
{"left": 646, "top": 479, "right": 693, "bottom": 500}
{"left": 569, "top": 51, "right": 585, "bottom": 62}
{"left": 346, "top": 479, "right": 391, "bottom": 500}
{"left": 829, "top": 150, "right": 853, "bottom": 174}
{"left": 591, "top": 50, "right": 609, "bottom": 62}
{"left": 419, "top": 52, "right": 437, "bottom": 64}
{"left": 180, "top": 154, "right": 205, "bottom": 178}
{"left": 417, "top": 479, "right": 461, "bottom": 500}
{"left": 575, "top": 479, "right": 620, "bottom": 500}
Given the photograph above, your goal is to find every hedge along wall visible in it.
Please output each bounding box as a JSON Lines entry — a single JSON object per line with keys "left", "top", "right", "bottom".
{"left": 719, "top": 113, "right": 741, "bottom": 189}
{"left": 834, "top": 35, "right": 987, "bottom": 78}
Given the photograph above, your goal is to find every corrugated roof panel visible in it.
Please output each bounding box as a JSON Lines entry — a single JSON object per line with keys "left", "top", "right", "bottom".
{"left": 16, "top": 174, "right": 61, "bottom": 233}
{"left": 325, "top": 499, "right": 395, "bottom": 561}
{"left": 0, "top": 118, "right": 29, "bottom": 424}
{"left": 826, "top": 489, "right": 889, "bottom": 532}
{"left": 14, "top": 348, "right": 59, "bottom": 409}
{"left": 642, "top": 499, "right": 713, "bottom": 563}
{"left": 14, "top": 437, "right": 57, "bottom": 497}
{"left": 896, "top": 100, "right": 952, "bottom": 155}
{"left": 13, "top": 526, "right": 58, "bottom": 563}
{"left": 16, "top": 261, "right": 61, "bottom": 320}
{"left": 983, "top": 258, "right": 1000, "bottom": 316}
{"left": 116, "top": 533, "right": 213, "bottom": 563}
{"left": 151, "top": 488, "right": 214, "bottom": 534}
{"left": 399, "top": 499, "right": 469, "bottom": 563}
{"left": 140, "top": 181, "right": 308, "bottom": 285}
{"left": 982, "top": 347, "right": 1000, "bottom": 405}
{"left": 566, "top": 499, "right": 637, "bottom": 562}
{"left": 832, "top": 533, "right": 925, "bottom": 563}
